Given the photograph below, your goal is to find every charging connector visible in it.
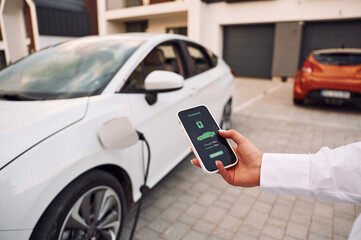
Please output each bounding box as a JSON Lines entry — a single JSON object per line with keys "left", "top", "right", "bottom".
{"left": 136, "top": 130, "right": 145, "bottom": 141}
{"left": 129, "top": 131, "right": 151, "bottom": 240}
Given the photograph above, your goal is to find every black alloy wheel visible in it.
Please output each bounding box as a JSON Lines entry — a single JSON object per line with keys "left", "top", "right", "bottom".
{"left": 30, "top": 170, "right": 126, "bottom": 240}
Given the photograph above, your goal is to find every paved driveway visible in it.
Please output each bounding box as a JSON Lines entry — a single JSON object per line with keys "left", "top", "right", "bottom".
{"left": 121, "top": 78, "right": 361, "bottom": 240}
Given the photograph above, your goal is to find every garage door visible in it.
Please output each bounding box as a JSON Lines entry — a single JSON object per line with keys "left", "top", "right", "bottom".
{"left": 300, "top": 20, "right": 361, "bottom": 64}
{"left": 223, "top": 24, "right": 275, "bottom": 79}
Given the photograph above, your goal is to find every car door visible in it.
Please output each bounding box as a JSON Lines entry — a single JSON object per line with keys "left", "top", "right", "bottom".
{"left": 120, "top": 40, "right": 197, "bottom": 187}
{"left": 182, "top": 41, "right": 231, "bottom": 123}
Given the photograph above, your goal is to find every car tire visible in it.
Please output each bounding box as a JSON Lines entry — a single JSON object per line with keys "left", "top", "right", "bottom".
{"left": 30, "top": 169, "right": 126, "bottom": 240}
{"left": 293, "top": 98, "right": 304, "bottom": 105}
{"left": 220, "top": 98, "right": 232, "bottom": 130}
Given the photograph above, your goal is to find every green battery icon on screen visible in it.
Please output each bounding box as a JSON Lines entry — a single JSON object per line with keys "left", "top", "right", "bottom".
{"left": 196, "top": 121, "right": 204, "bottom": 129}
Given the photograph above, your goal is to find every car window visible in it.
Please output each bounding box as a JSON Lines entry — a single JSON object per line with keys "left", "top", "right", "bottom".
{"left": 186, "top": 44, "right": 212, "bottom": 75}
{"left": 314, "top": 52, "right": 361, "bottom": 66}
{"left": 0, "top": 38, "right": 143, "bottom": 100}
{"left": 122, "top": 42, "right": 184, "bottom": 92}
{"left": 207, "top": 49, "right": 218, "bottom": 67}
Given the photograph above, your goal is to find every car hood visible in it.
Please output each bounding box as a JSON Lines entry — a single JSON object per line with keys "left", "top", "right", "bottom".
{"left": 0, "top": 97, "right": 89, "bottom": 170}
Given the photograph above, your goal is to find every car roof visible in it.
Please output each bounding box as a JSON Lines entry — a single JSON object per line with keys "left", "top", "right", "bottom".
{"left": 313, "top": 48, "right": 361, "bottom": 55}
{"left": 79, "top": 33, "right": 191, "bottom": 44}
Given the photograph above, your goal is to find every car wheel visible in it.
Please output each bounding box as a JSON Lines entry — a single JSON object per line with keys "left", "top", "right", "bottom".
{"left": 220, "top": 98, "right": 232, "bottom": 130}
{"left": 30, "top": 170, "right": 126, "bottom": 240}
{"left": 293, "top": 98, "right": 304, "bottom": 105}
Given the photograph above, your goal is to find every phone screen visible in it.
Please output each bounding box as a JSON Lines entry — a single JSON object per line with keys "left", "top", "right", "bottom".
{"left": 178, "top": 105, "right": 237, "bottom": 172}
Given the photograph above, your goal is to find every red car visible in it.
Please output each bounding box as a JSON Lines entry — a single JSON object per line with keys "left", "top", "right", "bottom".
{"left": 293, "top": 48, "right": 361, "bottom": 105}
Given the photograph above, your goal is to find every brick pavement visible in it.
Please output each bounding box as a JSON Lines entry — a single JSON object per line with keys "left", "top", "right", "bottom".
{"left": 120, "top": 78, "right": 361, "bottom": 240}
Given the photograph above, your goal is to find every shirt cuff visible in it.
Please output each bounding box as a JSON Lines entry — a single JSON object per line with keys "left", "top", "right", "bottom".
{"left": 260, "top": 153, "right": 311, "bottom": 196}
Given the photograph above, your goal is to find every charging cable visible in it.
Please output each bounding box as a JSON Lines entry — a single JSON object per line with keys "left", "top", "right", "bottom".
{"left": 129, "top": 131, "right": 151, "bottom": 240}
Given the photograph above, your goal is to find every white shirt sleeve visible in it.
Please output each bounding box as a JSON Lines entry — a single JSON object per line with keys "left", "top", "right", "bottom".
{"left": 260, "top": 142, "right": 361, "bottom": 204}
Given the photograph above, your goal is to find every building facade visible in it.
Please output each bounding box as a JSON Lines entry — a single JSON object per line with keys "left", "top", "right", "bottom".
{"left": 0, "top": 0, "right": 39, "bottom": 67}
{"left": 0, "top": 0, "right": 360, "bottom": 80}
{"left": 0, "top": 0, "right": 97, "bottom": 66}
{"left": 98, "top": 0, "right": 361, "bottom": 80}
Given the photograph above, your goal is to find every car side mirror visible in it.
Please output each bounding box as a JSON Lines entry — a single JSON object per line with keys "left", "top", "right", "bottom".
{"left": 144, "top": 70, "right": 184, "bottom": 93}
{"left": 98, "top": 117, "right": 139, "bottom": 149}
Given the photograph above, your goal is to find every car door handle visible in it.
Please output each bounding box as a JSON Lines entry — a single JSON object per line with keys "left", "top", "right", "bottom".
{"left": 190, "top": 87, "right": 198, "bottom": 95}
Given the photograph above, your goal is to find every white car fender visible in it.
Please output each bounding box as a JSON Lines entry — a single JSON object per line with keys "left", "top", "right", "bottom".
{"left": 0, "top": 97, "right": 89, "bottom": 169}
{"left": 0, "top": 95, "right": 143, "bottom": 232}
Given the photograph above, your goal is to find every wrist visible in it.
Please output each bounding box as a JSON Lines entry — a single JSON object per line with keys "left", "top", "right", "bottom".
{"left": 254, "top": 152, "right": 263, "bottom": 187}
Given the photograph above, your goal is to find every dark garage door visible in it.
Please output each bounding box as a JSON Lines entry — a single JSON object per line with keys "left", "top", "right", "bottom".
{"left": 300, "top": 20, "right": 361, "bottom": 64}
{"left": 223, "top": 24, "right": 275, "bottom": 79}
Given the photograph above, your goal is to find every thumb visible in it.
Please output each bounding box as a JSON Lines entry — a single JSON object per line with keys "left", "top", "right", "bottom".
{"left": 218, "top": 129, "right": 245, "bottom": 146}
{"left": 216, "top": 161, "right": 232, "bottom": 185}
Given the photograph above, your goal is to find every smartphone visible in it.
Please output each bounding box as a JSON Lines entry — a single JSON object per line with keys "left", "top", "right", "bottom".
{"left": 177, "top": 105, "right": 238, "bottom": 174}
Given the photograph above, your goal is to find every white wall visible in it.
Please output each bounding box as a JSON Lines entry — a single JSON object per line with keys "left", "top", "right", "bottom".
{"left": 0, "top": 0, "right": 28, "bottom": 63}
{"left": 147, "top": 13, "right": 187, "bottom": 33}
{"left": 97, "top": 0, "right": 361, "bottom": 56}
{"left": 202, "top": 0, "right": 361, "bottom": 57}
{"left": 0, "top": 0, "right": 40, "bottom": 63}
{"left": 98, "top": 0, "right": 189, "bottom": 36}
{"left": 107, "top": 20, "right": 126, "bottom": 34}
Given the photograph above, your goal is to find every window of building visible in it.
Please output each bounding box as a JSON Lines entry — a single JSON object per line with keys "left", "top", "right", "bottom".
{"left": 125, "top": 0, "right": 143, "bottom": 7}
{"left": 150, "top": 0, "right": 175, "bottom": 4}
{"left": 166, "top": 27, "right": 187, "bottom": 36}
{"left": 125, "top": 20, "right": 148, "bottom": 32}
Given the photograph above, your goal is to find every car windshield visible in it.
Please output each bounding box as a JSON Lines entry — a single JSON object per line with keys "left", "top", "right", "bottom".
{"left": 314, "top": 52, "right": 361, "bottom": 66}
{"left": 0, "top": 37, "right": 143, "bottom": 100}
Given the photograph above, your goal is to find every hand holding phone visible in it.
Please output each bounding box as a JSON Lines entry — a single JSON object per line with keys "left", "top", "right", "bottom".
{"left": 177, "top": 105, "right": 238, "bottom": 174}
{"left": 191, "top": 129, "right": 263, "bottom": 187}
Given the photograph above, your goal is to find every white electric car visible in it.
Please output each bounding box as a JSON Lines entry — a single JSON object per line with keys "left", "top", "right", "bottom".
{"left": 0, "top": 33, "right": 234, "bottom": 240}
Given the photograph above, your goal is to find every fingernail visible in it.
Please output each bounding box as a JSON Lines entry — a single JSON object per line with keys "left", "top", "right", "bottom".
{"left": 218, "top": 130, "right": 225, "bottom": 132}
{"left": 190, "top": 160, "right": 195, "bottom": 165}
